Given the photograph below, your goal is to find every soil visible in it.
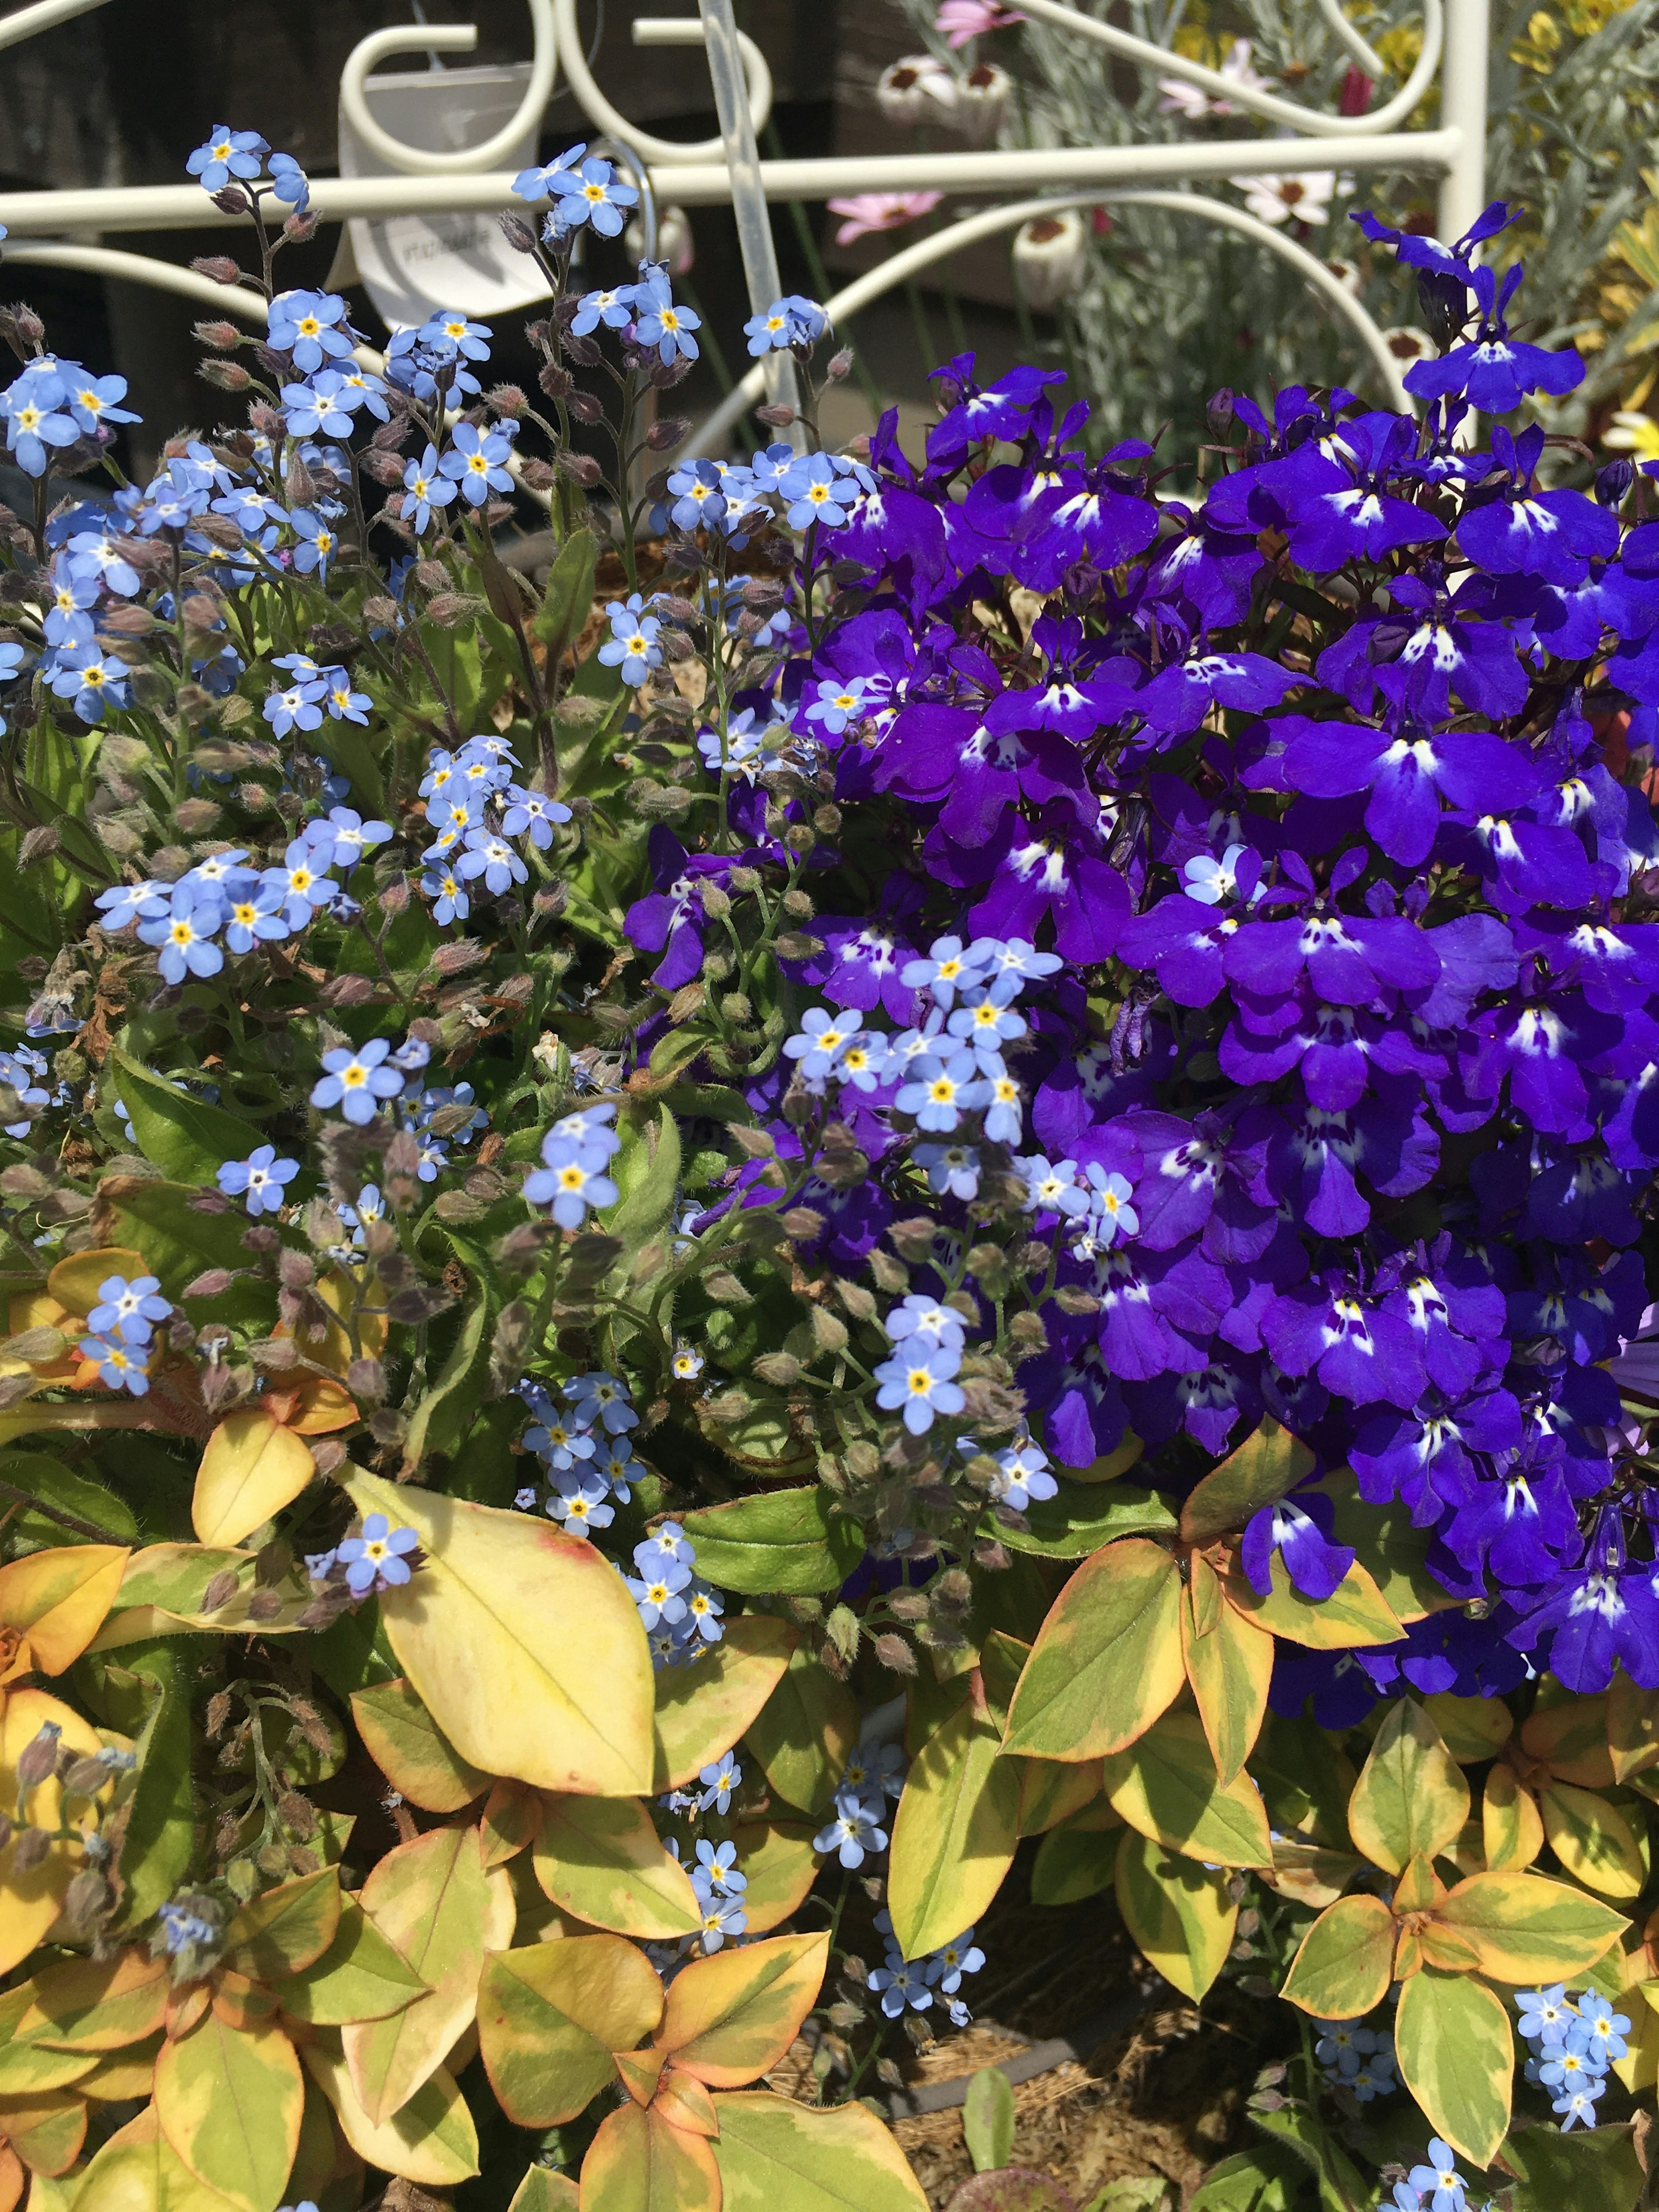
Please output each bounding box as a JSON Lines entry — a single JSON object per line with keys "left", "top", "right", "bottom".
{"left": 868, "top": 1843, "right": 1298, "bottom": 2209}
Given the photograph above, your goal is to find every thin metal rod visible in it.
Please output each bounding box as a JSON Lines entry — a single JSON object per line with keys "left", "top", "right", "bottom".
{"left": 0, "top": 132, "right": 1463, "bottom": 237}
{"left": 556, "top": 0, "right": 772, "bottom": 168}
{"left": 1, "top": 241, "right": 273, "bottom": 321}
{"left": 0, "top": 0, "right": 111, "bottom": 51}
{"left": 1014, "top": 0, "right": 1443, "bottom": 139}
{"left": 337, "top": 0, "right": 560, "bottom": 177}
{"left": 697, "top": 0, "right": 801, "bottom": 435}
{"left": 1437, "top": 0, "right": 1491, "bottom": 242}
{"left": 688, "top": 186, "right": 1414, "bottom": 455}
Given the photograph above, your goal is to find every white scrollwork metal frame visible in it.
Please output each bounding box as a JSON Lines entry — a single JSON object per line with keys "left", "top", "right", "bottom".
{"left": 0, "top": 0, "right": 1488, "bottom": 441}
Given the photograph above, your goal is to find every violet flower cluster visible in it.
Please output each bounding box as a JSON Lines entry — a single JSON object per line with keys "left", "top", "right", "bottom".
{"left": 625, "top": 199, "right": 1659, "bottom": 1708}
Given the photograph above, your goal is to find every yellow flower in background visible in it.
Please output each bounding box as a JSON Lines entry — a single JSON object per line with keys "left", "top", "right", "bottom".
{"left": 1604, "top": 409, "right": 1659, "bottom": 461}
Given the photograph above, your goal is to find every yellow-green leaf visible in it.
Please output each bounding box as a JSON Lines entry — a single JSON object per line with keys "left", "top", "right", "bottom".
{"left": 154, "top": 2012, "right": 302, "bottom": 2212}
{"left": 509, "top": 2169, "right": 581, "bottom": 2212}
{"left": 651, "top": 1616, "right": 797, "bottom": 1792}
{"left": 0, "top": 1688, "right": 105, "bottom": 1974}
{"left": 655, "top": 1932, "right": 829, "bottom": 2087}
{"left": 302, "top": 2040, "right": 479, "bottom": 2187}
{"left": 711, "top": 2090, "right": 929, "bottom": 2210}
{"left": 1424, "top": 1693, "right": 1513, "bottom": 1763}
{"left": 1002, "top": 1540, "right": 1185, "bottom": 1761}
{"left": 1181, "top": 1580, "right": 1274, "bottom": 1788}
{"left": 17, "top": 1949, "right": 168, "bottom": 2052}
{"left": 191, "top": 1411, "right": 315, "bottom": 1549}
{"left": 343, "top": 1822, "right": 513, "bottom": 2126}
{"left": 532, "top": 1793, "right": 702, "bottom": 1939}
{"left": 1178, "top": 1419, "right": 1314, "bottom": 1545}
{"left": 0, "top": 1991, "right": 95, "bottom": 2095}
{"left": 1112, "top": 1828, "right": 1237, "bottom": 2002}
{"left": 1538, "top": 1782, "right": 1646, "bottom": 1899}
{"left": 348, "top": 1676, "right": 488, "bottom": 1812}
{"left": 1100, "top": 1710, "right": 1273, "bottom": 1867}
{"left": 1226, "top": 1553, "right": 1406, "bottom": 1649}
{"left": 73, "top": 2103, "right": 244, "bottom": 2212}
{"left": 1279, "top": 1894, "right": 1396, "bottom": 2020}
{"left": 1394, "top": 1968, "right": 1513, "bottom": 2168}
{"left": 341, "top": 1469, "right": 654, "bottom": 1796}
{"left": 1346, "top": 1700, "right": 1469, "bottom": 1875}
{"left": 1030, "top": 1801, "right": 1124, "bottom": 1906}
{"left": 0, "top": 1543, "right": 128, "bottom": 1675}
{"left": 1435, "top": 1869, "right": 1629, "bottom": 1982}
{"left": 1016, "top": 1755, "right": 1102, "bottom": 1838}
{"left": 478, "top": 1936, "right": 664, "bottom": 2126}
{"left": 579, "top": 2099, "right": 720, "bottom": 2212}
{"left": 1608, "top": 1672, "right": 1659, "bottom": 1782}
{"left": 1481, "top": 1763, "right": 1543, "bottom": 1872}
{"left": 741, "top": 1634, "right": 859, "bottom": 1815}
{"left": 730, "top": 1818, "right": 820, "bottom": 1934}
{"left": 0, "top": 2088, "right": 85, "bottom": 2176}
{"left": 888, "top": 1678, "right": 1021, "bottom": 1958}
{"left": 1520, "top": 1696, "right": 1613, "bottom": 1787}
{"left": 222, "top": 1866, "right": 340, "bottom": 1980}
{"left": 276, "top": 1894, "right": 430, "bottom": 2028}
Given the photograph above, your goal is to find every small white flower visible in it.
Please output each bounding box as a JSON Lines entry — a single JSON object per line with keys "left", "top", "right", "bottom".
{"left": 877, "top": 54, "right": 957, "bottom": 128}
{"left": 1013, "top": 209, "right": 1088, "bottom": 311}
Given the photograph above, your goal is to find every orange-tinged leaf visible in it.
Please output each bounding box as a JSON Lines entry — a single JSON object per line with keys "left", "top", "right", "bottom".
{"left": 1181, "top": 1578, "right": 1273, "bottom": 1788}
{"left": 1178, "top": 1418, "right": 1314, "bottom": 1545}
{"left": 1112, "top": 1829, "right": 1237, "bottom": 2002}
{"left": 222, "top": 1866, "right": 341, "bottom": 1980}
{"left": 1281, "top": 1894, "right": 1397, "bottom": 2019}
{"left": 16, "top": 1949, "right": 168, "bottom": 2052}
{"left": 710, "top": 2091, "right": 929, "bottom": 2211}
{"left": 0, "top": 2089, "right": 85, "bottom": 2177}
{"left": 1608, "top": 1672, "right": 1659, "bottom": 1782}
{"left": 1347, "top": 1699, "right": 1469, "bottom": 1875}
{"left": 1539, "top": 1781, "right": 1646, "bottom": 1898}
{"left": 1392, "top": 1853, "right": 1444, "bottom": 1913}
{"left": 480, "top": 1780, "right": 545, "bottom": 1868}
{"left": 46, "top": 1249, "right": 147, "bottom": 1321}
{"left": 1481, "top": 1763, "right": 1543, "bottom": 1873}
{"left": 1423, "top": 1692, "right": 1513, "bottom": 1763}
{"left": 154, "top": 2010, "right": 303, "bottom": 2212}
{"left": 1002, "top": 1540, "right": 1184, "bottom": 1761}
{"left": 70, "top": 2102, "right": 242, "bottom": 2212}
{"left": 615, "top": 2049, "right": 665, "bottom": 2108}
{"left": 0, "top": 1689, "right": 106, "bottom": 1975}
{"left": 533, "top": 1793, "right": 702, "bottom": 1939}
{"left": 1225, "top": 1552, "right": 1406, "bottom": 1649}
{"left": 510, "top": 2172, "right": 580, "bottom": 2212}
{"left": 191, "top": 1411, "right": 315, "bottom": 1549}
{"left": 344, "top": 1823, "right": 512, "bottom": 2126}
{"left": 729, "top": 1818, "right": 819, "bottom": 1934}
{"left": 342, "top": 1470, "right": 655, "bottom": 1796}
{"left": 1394, "top": 1968, "right": 1512, "bottom": 2167}
{"left": 1435, "top": 1869, "right": 1629, "bottom": 1982}
{"left": 0, "top": 1545, "right": 128, "bottom": 1677}
{"left": 477, "top": 1936, "right": 663, "bottom": 2128}
{"left": 276, "top": 1895, "right": 430, "bottom": 2029}
{"left": 1260, "top": 1839, "right": 1368, "bottom": 1910}
{"left": 655, "top": 1932, "right": 829, "bottom": 2087}
{"left": 578, "top": 2100, "right": 720, "bottom": 2212}
{"left": 651, "top": 1615, "right": 798, "bottom": 1792}
{"left": 654, "top": 2069, "right": 718, "bottom": 2137}
{"left": 1417, "top": 1922, "right": 1483, "bottom": 1971}
{"left": 0, "top": 2143, "right": 19, "bottom": 2212}
{"left": 887, "top": 1680, "right": 1020, "bottom": 1958}
{"left": 302, "top": 2040, "right": 479, "bottom": 2187}
{"left": 1520, "top": 1695, "right": 1615, "bottom": 1787}
{"left": 349, "top": 1677, "right": 488, "bottom": 1813}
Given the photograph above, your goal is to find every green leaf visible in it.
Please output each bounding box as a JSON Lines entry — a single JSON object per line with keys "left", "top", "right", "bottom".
{"left": 1247, "top": 2104, "right": 1367, "bottom": 2212}
{"left": 534, "top": 527, "right": 598, "bottom": 662}
{"left": 90, "top": 1178, "right": 272, "bottom": 1307}
{"left": 0, "top": 1451, "right": 137, "bottom": 1548}
{"left": 1226, "top": 1553, "right": 1405, "bottom": 1650}
{"left": 1003, "top": 1540, "right": 1185, "bottom": 1762}
{"left": 1394, "top": 1968, "right": 1513, "bottom": 2169}
{"left": 399, "top": 1236, "right": 498, "bottom": 1476}
{"left": 350, "top": 1676, "right": 490, "bottom": 1813}
{"left": 479, "top": 1933, "right": 664, "bottom": 2127}
{"left": 1100, "top": 1710, "right": 1273, "bottom": 1866}
{"left": 888, "top": 1684, "right": 1021, "bottom": 1958}
{"left": 114, "top": 1646, "right": 195, "bottom": 1928}
{"left": 652, "top": 1614, "right": 797, "bottom": 1790}
{"left": 964, "top": 2066, "right": 1016, "bottom": 2174}
{"left": 1178, "top": 1420, "right": 1315, "bottom": 1544}
{"left": 1188, "top": 2148, "right": 1307, "bottom": 2212}
{"left": 1434, "top": 1869, "right": 1628, "bottom": 1983}
{"left": 1112, "top": 1828, "right": 1237, "bottom": 2002}
{"left": 278, "top": 1895, "right": 431, "bottom": 2027}
{"left": 984, "top": 1483, "right": 1177, "bottom": 1559}
{"left": 154, "top": 2012, "right": 303, "bottom": 2212}
{"left": 223, "top": 1867, "right": 342, "bottom": 1980}
{"left": 743, "top": 1634, "right": 860, "bottom": 1814}
{"left": 678, "top": 1487, "right": 861, "bottom": 1595}
{"left": 1030, "top": 1809, "right": 1122, "bottom": 1907}
{"left": 607, "top": 1103, "right": 683, "bottom": 1253}
{"left": 711, "top": 2090, "right": 928, "bottom": 2209}
{"left": 1499, "top": 2120, "right": 1643, "bottom": 2212}
{"left": 1347, "top": 1700, "right": 1469, "bottom": 1875}
{"left": 106, "top": 1051, "right": 262, "bottom": 1187}
{"left": 302, "top": 2040, "right": 480, "bottom": 2187}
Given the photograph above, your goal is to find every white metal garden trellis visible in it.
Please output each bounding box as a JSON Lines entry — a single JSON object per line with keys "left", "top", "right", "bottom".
{"left": 0, "top": 0, "right": 1487, "bottom": 434}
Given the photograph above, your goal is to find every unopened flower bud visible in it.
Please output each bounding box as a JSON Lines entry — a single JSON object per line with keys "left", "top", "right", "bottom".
{"left": 878, "top": 55, "right": 956, "bottom": 127}
{"left": 556, "top": 451, "right": 602, "bottom": 487}
{"left": 500, "top": 212, "right": 540, "bottom": 254}
{"left": 755, "top": 403, "right": 795, "bottom": 428}
{"left": 283, "top": 209, "right": 322, "bottom": 244}
{"left": 486, "top": 383, "right": 528, "bottom": 418}
{"left": 517, "top": 457, "right": 557, "bottom": 491}
{"left": 1206, "top": 388, "right": 1235, "bottom": 438}
{"left": 192, "top": 319, "right": 242, "bottom": 350}
{"left": 11, "top": 1827, "right": 50, "bottom": 1874}
{"left": 784, "top": 823, "right": 817, "bottom": 854}
{"left": 1013, "top": 209, "right": 1087, "bottom": 311}
{"left": 826, "top": 348, "right": 854, "bottom": 383}
{"left": 17, "top": 1724, "right": 63, "bottom": 1790}
{"left": 645, "top": 416, "right": 690, "bottom": 452}
{"left": 198, "top": 358, "right": 251, "bottom": 392}
{"left": 1597, "top": 458, "right": 1636, "bottom": 509}
{"left": 210, "top": 185, "right": 249, "bottom": 216}
{"left": 955, "top": 60, "right": 1011, "bottom": 142}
